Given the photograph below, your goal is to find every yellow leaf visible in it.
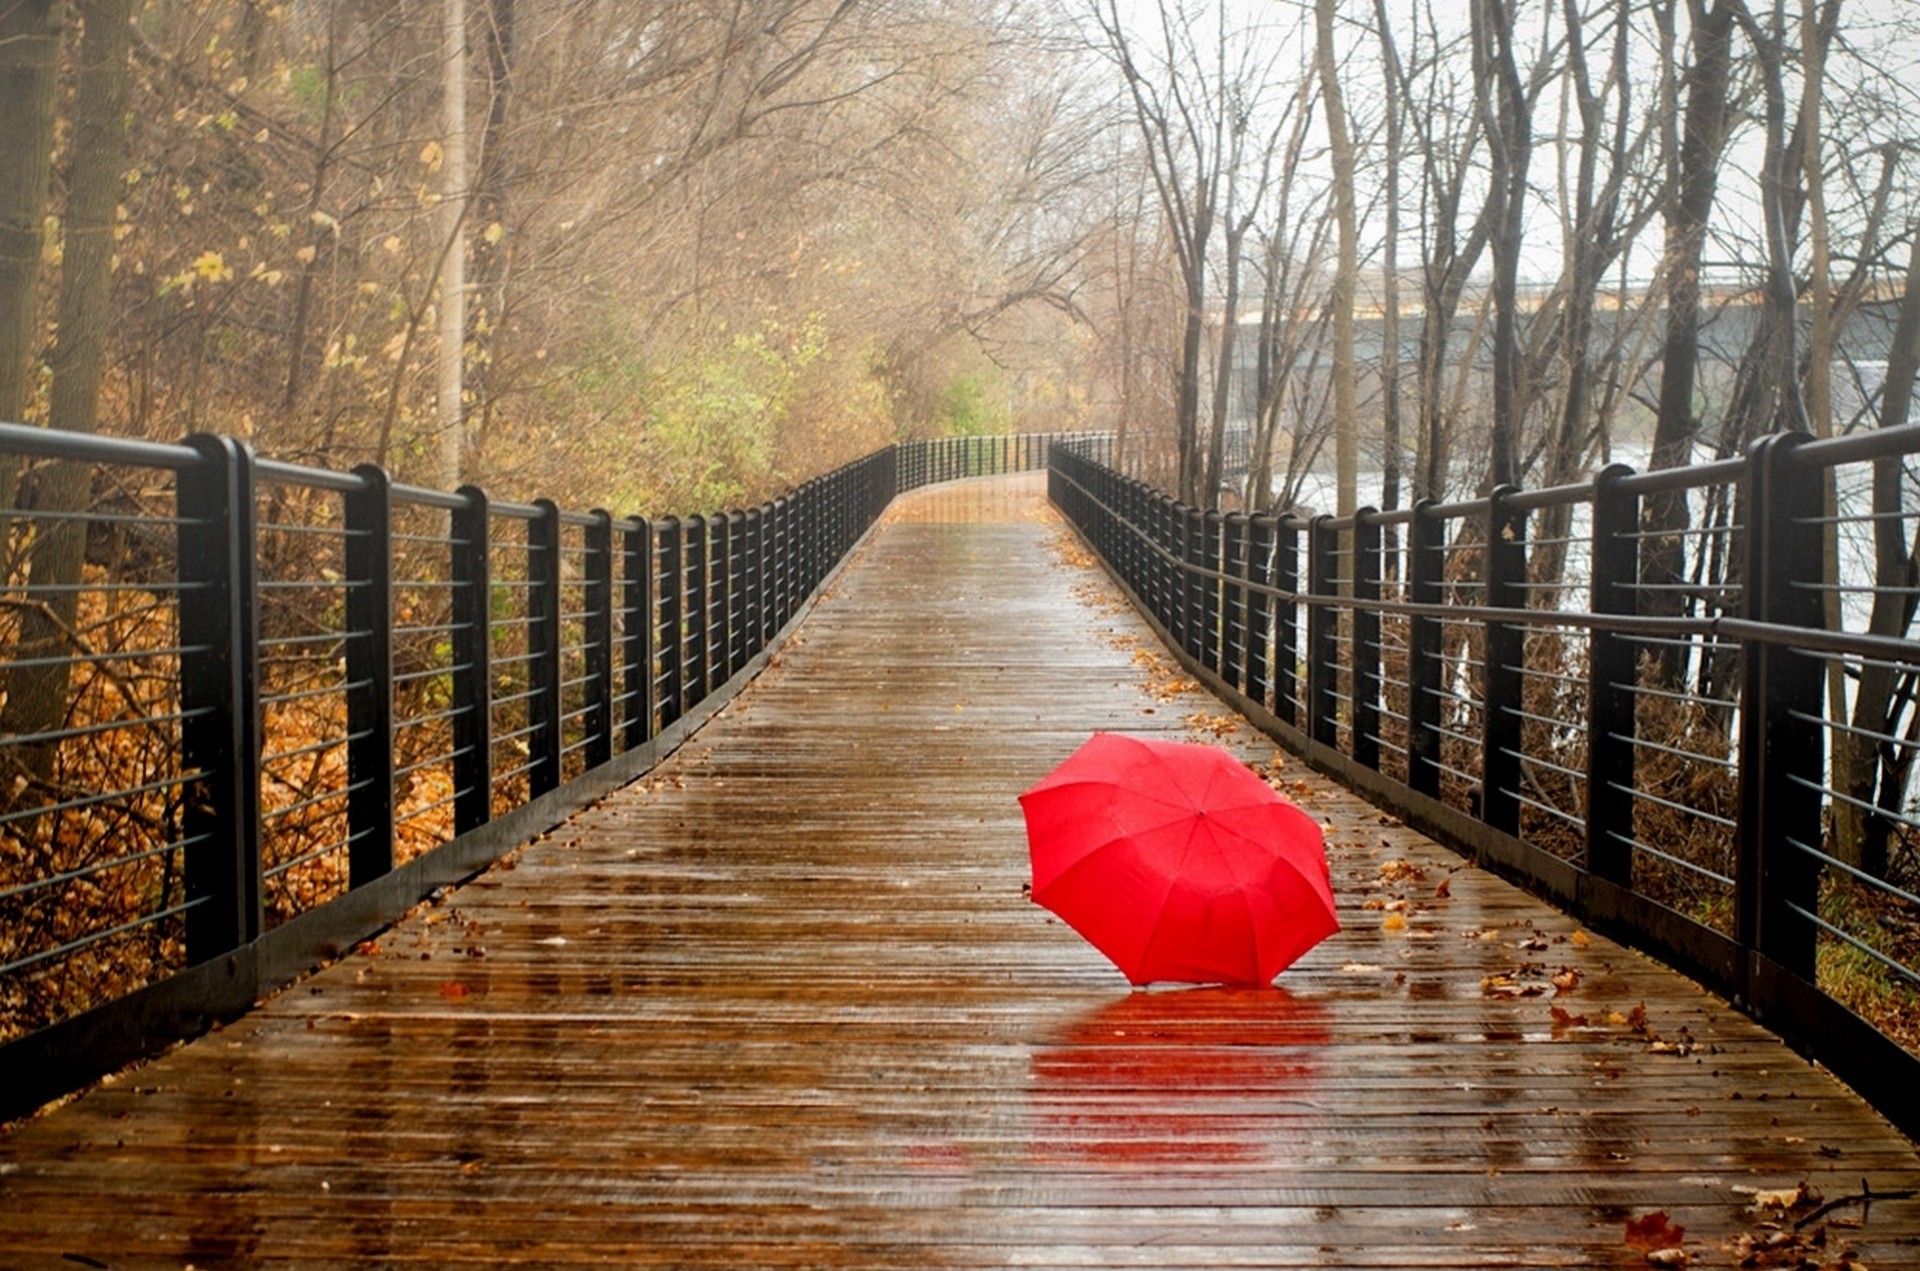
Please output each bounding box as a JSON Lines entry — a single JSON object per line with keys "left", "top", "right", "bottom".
{"left": 192, "top": 250, "right": 232, "bottom": 283}
{"left": 295, "top": 245, "right": 317, "bottom": 265}
{"left": 383, "top": 235, "right": 403, "bottom": 254}
{"left": 483, "top": 221, "right": 503, "bottom": 245}
{"left": 1381, "top": 911, "right": 1406, "bottom": 932}
{"left": 420, "top": 139, "right": 444, "bottom": 172}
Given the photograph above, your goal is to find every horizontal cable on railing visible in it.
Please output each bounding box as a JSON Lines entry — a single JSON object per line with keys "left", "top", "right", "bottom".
{"left": 263, "top": 836, "right": 355, "bottom": 880}
{"left": 0, "top": 833, "right": 205, "bottom": 905}
{"left": 1784, "top": 901, "right": 1920, "bottom": 988}
{"left": 0, "top": 899, "right": 202, "bottom": 979}
{"left": 0, "top": 774, "right": 195, "bottom": 829}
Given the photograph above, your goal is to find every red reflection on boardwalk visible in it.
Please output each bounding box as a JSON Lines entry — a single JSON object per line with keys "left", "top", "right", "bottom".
{"left": 1028, "top": 985, "right": 1330, "bottom": 1166}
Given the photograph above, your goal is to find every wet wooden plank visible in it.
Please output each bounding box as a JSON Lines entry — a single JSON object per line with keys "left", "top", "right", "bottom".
{"left": 4, "top": 471, "right": 1920, "bottom": 1267}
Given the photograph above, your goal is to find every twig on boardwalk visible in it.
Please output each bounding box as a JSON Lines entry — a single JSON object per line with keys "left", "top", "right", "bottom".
{"left": 1794, "top": 1177, "right": 1919, "bottom": 1229}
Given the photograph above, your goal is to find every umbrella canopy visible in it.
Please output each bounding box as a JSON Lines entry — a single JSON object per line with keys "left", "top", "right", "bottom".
{"left": 1019, "top": 733, "right": 1338, "bottom": 985}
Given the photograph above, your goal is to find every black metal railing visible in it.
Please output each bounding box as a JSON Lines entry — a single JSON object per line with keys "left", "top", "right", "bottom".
{"left": 1051, "top": 430, "right": 1920, "bottom": 1139}
{"left": 0, "top": 424, "right": 1100, "bottom": 1118}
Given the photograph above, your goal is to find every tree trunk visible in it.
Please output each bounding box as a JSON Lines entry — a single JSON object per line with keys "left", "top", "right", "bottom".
{"left": 1833, "top": 226, "right": 1920, "bottom": 877}
{"left": 1317, "top": 0, "right": 1357, "bottom": 524}
{"left": 1373, "top": 0, "right": 1404, "bottom": 527}
{"left": 468, "top": 0, "right": 518, "bottom": 478}
{"left": 0, "top": 0, "right": 62, "bottom": 519}
{"left": 1475, "top": 0, "right": 1529, "bottom": 493}
{"left": 1641, "top": 0, "right": 1734, "bottom": 686}
{"left": 2, "top": 0, "right": 138, "bottom": 793}
{"left": 1204, "top": 219, "right": 1248, "bottom": 509}
{"left": 437, "top": 0, "right": 470, "bottom": 490}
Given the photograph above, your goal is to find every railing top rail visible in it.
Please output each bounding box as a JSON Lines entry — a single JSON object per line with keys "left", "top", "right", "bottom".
{"left": 1612, "top": 454, "right": 1748, "bottom": 496}
{"left": 0, "top": 420, "right": 203, "bottom": 471}
{"left": 255, "top": 456, "right": 370, "bottom": 494}
{"left": 1789, "top": 421, "right": 1920, "bottom": 469}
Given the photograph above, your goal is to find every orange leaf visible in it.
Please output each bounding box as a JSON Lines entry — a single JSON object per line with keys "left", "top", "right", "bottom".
{"left": 438, "top": 981, "right": 469, "bottom": 999}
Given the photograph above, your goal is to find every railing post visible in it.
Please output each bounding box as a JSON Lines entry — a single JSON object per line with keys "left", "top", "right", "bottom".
{"left": 1201, "top": 508, "right": 1223, "bottom": 673}
{"left": 1406, "top": 500, "right": 1444, "bottom": 797}
{"left": 1170, "top": 504, "right": 1193, "bottom": 657}
{"left": 583, "top": 509, "right": 615, "bottom": 770}
{"left": 622, "top": 516, "right": 654, "bottom": 749}
{"left": 684, "top": 513, "right": 708, "bottom": 713}
{"left": 529, "top": 499, "right": 564, "bottom": 796}
{"left": 1482, "top": 485, "right": 1527, "bottom": 835}
{"left": 344, "top": 463, "right": 394, "bottom": 887}
{"left": 1245, "top": 512, "right": 1276, "bottom": 710}
{"left": 450, "top": 484, "right": 494, "bottom": 834}
{"left": 1586, "top": 465, "right": 1639, "bottom": 883}
{"left": 1273, "top": 516, "right": 1300, "bottom": 729}
{"left": 1306, "top": 514, "right": 1338, "bottom": 750}
{"left": 1222, "top": 512, "right": 1248, "bottom": 691}
{"left": 1739, "top": 433, "right": 1825, "bottom": 982}
{"left": 774, "top": 494, "right": 793, "bottom": 628}
{"left": 743, "top": 506, "right": 762, "bottom": 666}
{"left": 177, "top": 434, "right": 262, "bottom": 963}
{"left": 655, "top": 516, "right": 683, "bottom": 730}
{"left": 1353, "top": 506, "right": 1382, "bottom": 771}
{"left": 708, "top": 512, "right": 730, "bottom": 691}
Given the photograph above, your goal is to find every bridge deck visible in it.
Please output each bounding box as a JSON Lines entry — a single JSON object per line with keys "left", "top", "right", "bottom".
{"left": 5, "top": 473, "right": 1920, "bottom": 1267}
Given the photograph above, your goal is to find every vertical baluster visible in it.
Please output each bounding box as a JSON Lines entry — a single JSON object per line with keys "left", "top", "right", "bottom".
{"left": 1306, "top": 515, "right": 1338, "bottom": 750}
{"left": 529, "top": 499, "right": 564, "bottom": 796}
{"left": 707, "top": 512, "right": 728, "bottom": 693}
{"left": 1738, "top": 433, "right": 1825, "bottom": 981}
{"left": 1353, "top": 506, "right": 1382, "bottom": 771}
{"left": 178, "top": 435, "right": 262, "bottom": 962}
{"left": 1222, "top": 512, "right": 1248, "bottom": 692}
{"left": 583, "top": 509, "right": 614, "bottom": 770}
{"left": 622, "top": 516, "right": 654, "bottom": 749}
{"left": 684, "top": 513, "right": 708, "bottom": 714}
{"left": 344, "top": 464, "right": 394, "bottom": 886}
{"left": 742, "top": 507, "right": 762, "bottom": 664}
{"left": 450, "top": 485, "right": 494, "bottom": 833}
{"left": 655, "top": 517, "right": 683, "bottom": 729}
{"left": 1406, "top": 501, "right": 1444, "bottom": 797}
{"left": 1273, "top": 517, "right": 1301, "bottom": 728}
{"left": 1245, "top": 512, "right": 1276, "bottom": 711}
{"left": 1586, "top": 465, "right": 1639, "bottom": 884}
{"left": 1201, "top": 508, "right": 1223, "bottom": 673}
{"left": 1481, "top": 487, "right": 1526, "bottom": 834}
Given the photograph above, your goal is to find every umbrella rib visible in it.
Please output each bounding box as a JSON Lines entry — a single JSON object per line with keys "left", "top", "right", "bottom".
{"left": 1130, "top": 818, "right": 1206, "bottom": 982}
{"left": 1024, "top": 775, "right": 1195, "bottom": 817}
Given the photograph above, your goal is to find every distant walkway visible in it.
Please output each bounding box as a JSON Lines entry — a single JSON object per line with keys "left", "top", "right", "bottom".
{"left": 4, "top": 472, "right": 1919, "bottom": 1267}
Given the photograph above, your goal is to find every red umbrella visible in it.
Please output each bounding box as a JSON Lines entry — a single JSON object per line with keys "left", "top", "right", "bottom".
{"left": 1019, "top": 733, "right": 1338, "bottom": 985}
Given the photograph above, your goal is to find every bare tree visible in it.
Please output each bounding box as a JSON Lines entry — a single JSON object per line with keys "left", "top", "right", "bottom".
{"left": 2, "top": 0, "right": 138, "bottom": 789}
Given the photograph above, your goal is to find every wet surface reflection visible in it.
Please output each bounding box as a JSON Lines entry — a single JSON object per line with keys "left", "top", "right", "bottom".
{"left": 1027, "top": 985, "right": 1330, "bottom": 1167}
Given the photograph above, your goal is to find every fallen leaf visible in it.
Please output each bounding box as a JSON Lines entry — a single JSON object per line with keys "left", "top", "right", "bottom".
{"left": 1748, "top": 1182, "right": 1817, "bottom": 1213}
{"left": 1625, "top": 1210, "right": 1686, "bottom": 1252}
{"left": 1551, "top": 967, "right": 1581, "bottom": 992}
{"left": 1381, "top": 912, "right": 1407, "bottom": 932}
{"left": 437, "top": 981, "right": 469, "bottom": 1000}
{"left": 1434, "top": 876, "right": 1452, "bottom": 899}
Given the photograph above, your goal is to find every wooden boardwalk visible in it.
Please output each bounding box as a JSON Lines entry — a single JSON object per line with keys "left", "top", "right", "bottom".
{"left": 6, "top": 472, "right": 1920, "bottom": 1267}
